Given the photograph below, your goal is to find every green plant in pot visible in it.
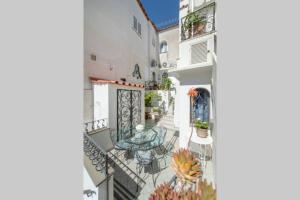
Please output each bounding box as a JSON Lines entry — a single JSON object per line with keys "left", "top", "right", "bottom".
{"left": 183, "top": 12, "right": 206, "bottom": 38}
{"left": 194, "top": 119, "right": 209, "bottom": 138}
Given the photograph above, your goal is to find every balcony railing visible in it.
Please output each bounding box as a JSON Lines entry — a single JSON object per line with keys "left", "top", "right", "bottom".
{"left": 84, "top": 132, "right": 110, "bottom": 200}
{"left": 181, "top": 2, "right": 216, "bottom": 41}
{"left": 84, "top": 118, "right": 108, "bottom": 133}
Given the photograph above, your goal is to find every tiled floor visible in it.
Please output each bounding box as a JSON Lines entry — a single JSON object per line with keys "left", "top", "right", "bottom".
{"left": 111, "top": 119, "right": 215, "bottom": 200}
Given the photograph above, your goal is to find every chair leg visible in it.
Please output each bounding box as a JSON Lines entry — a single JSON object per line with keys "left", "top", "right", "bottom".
{"left": 136, "top": 164, "right": 139, "bottom": 192}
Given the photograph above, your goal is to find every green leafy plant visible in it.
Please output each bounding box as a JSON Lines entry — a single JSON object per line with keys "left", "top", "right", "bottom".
{"left": 183, "top": 11, "right": 206, "bottom": 38}
{"left": 152, "top": 107, "right": 161, "bottom": 114}
{"left": 194, "top": 120, "right": 209, "bottom": 130}
{"left": 159, "top": 77, "right": 172, "bottom": 90}
{"left": 145, "top": 92, "right": 161, "bottom": 107}
{"left": 183, "top": 12, "right": 199, "bottom": 31}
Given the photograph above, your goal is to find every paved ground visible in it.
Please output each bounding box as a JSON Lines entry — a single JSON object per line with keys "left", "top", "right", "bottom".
{"left": 110, "top": 105, "right": 216, "bottom": 200}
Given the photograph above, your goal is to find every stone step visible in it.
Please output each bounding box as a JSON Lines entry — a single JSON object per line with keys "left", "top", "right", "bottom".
{"left": 159, "top": 120, "right": 175, "bottom": 126}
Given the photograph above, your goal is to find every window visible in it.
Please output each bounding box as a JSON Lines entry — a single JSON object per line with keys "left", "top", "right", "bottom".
{"left": 152, "top": 38, "right": 156, "bottom": 47}
{"left": 138, "top": 22, "right": 141, "bottom": 35}
{"left": 191, "top": 88, "right": 210, "bottom": 123}
{"left": 133, "top": 16, "right": 137, "bottom": 31}
{"left": 133, "top": 16, "right": 141, "bottom": 37}
{"left": 160, "top": 41, "right": 168, "bottom": 53}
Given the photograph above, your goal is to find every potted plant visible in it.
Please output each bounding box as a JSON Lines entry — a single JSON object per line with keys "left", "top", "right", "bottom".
{"left": 183, "top": 12, "right": 206, "bottom": 38}
{"left": 193, "top": 15, "right": 206, "bottom": 36}
{"left": 194, "top": 119, "right": 209, "bottom": 138}
{"left": 151, "top": 107, "right": 161, "bottom": 121}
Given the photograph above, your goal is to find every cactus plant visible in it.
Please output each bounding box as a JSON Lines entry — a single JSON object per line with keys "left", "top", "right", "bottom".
{"left": 196, "top": 179, "right": 216, "bottom": 200}
{"left": 179, "top": 189, "right": 202, "bottom": 200}
{"left": 148, "top": 183, "right": 180, "bottom": 200}
{"left": 171, "top": 149, "right": 202, "bottom": 184}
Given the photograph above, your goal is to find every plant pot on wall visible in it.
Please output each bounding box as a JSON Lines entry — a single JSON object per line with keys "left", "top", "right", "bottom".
{"left": 196, "top": 128, "right": 208, "bottom": 138}
{"left": 193, "top": 21, "right": 206, "bottom": 36}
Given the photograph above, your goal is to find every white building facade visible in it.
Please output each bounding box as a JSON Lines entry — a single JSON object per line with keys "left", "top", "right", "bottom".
{"left": 83, "top": 1, "right": 161, "bottom": 199}
{"left": 84, "top": 0, "right": 160, "bottom": 123}
{"left": 169, "top": 0, "right": 217, "bottom": 148}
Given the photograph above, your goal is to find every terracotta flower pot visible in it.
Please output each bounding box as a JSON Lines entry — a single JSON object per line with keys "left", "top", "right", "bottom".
{"left": 193, "top": 22, "right": 205, "bottom": 36}
{"left": 196, "top": 128, "right": 208, "bottom": 138}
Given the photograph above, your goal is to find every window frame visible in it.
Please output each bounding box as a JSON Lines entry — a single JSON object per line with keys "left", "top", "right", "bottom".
{"left": 160, "top": 41, "right": 168, "bottom": 53}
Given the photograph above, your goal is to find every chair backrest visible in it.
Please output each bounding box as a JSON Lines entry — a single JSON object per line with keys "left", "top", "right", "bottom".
{"left": 135, "top": 150, "right": 153, "bottom": 165}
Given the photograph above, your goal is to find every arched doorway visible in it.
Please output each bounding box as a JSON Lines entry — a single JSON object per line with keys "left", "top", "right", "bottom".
{"left": 191, "top": 88, "right": 210, "bottom": 122}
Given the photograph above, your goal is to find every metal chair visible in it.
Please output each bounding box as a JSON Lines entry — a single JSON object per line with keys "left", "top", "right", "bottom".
{"left": 134, "top": 150, "right": 156, "bottom": 191}
{"left": 109, "top": 129, "right": 131, "bottom": 161}
{"left": 151, "top": 126, "right": 168, "bottom": 167}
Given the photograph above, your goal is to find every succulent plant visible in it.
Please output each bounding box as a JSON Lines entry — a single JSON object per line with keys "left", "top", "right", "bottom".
{"left": 149, "top": 183, "right": 180, "bottom": 200}
{"left": 171, "top": 149, "right": 202, "bottom": 184}
{"left": 196, "top": 179, "right": 216, "bottom": 200}
{"left": 179, "top": 189, "right": 202, "bottom": 200}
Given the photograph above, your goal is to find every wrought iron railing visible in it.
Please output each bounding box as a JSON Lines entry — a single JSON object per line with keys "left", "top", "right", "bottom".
{"left": 84, "top": 132, "right": 110, "bottom": 200}
{"left": 181, "top": 2, "right": 216, "bottom": 41}
{"left": 84, "top": 118, "right": 108, "bottom": 133}
{"left": 84, "top": 132, "right": 108, "bottom": 173}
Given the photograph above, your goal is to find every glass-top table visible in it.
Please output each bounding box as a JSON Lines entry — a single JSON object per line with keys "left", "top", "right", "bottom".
{"left": 117, "top": 126, "right": 166, "bottom": 151}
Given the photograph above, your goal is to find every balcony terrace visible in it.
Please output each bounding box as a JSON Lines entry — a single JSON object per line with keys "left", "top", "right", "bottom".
{"left": 84, "top": 117, "right": 215, "bottom": 200}
{"left": 180, "top": 2, "right": 216, "bottom": 42}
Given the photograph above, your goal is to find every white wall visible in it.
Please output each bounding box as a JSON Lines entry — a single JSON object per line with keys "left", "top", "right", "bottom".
{"left": 158, "top": 26, "right": 179, "bottom": 69}
{"left": 84, "top": 89, "right": 94, "bottom": 123}
{"left": 83, "top": 167, "right": 98, "bottom": 200}
{"left": 93, "top": 83, "right": 145, "bottom": 130}
{"left": 84, "top": 0, "right": 158, "bottom": 89}
{"left": 93, "top": 84, "right": 109, "bottom": 121}
{"left": 178, "top": 33, "right": 215, "bottom": 68}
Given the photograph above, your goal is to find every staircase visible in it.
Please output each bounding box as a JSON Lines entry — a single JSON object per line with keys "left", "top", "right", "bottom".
{"left": 157, "top": 102, "right": 178, "bottom": 132}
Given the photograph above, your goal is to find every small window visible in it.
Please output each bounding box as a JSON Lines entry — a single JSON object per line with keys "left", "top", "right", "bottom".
{"left": 160, "top": 41, "right": 168, "bottom": 53}
{"left": 152, "top": 38, "right": 156, "bottom": 47}
{"left": 133, "top": 16, "right": 137, "bottom": 31}
{"left": 138, "top": 22, "right": 141, "bottom": 35}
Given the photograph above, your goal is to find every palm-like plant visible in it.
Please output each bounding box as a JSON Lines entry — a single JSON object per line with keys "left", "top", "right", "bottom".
{"left": 171, "top": 149, "right": 202, "bottom": 184}
{"left": 149, "top": 183, "right": 180, "bottom": 200}
{"left": 179, "top": 189, "right": 202, "bottom": 200}
{"left": 196, "top": 179, "right": 216, "bottom": 200}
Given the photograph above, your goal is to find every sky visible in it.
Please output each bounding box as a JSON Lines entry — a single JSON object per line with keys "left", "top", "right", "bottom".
{"left": 140, "top": 0, "right": 179, "bottom": 29}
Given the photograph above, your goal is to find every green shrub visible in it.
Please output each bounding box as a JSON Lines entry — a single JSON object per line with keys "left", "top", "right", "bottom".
{"left": 194, "top": 119, "right": 209, "bottom": 129}
{"left": 152, "top": 107, "right": 161, "bottom": 114}
{"left": 145, "top": 92, "right": 161, "bottom": 107}
{"left": 159, "top": 78, "right": 172, "bottom": 90}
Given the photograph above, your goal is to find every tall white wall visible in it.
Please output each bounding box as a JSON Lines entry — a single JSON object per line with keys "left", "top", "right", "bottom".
{"left": 93, "top": 84, "right": 109, "bottom": 121}
{"left": 84, "top": 0, "right": 158, "bottom": 89}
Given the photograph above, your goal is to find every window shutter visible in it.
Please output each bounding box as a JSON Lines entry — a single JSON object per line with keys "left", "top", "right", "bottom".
{"left": 191, "top": 41, "right": 207, "bottom": 64}
{"left": 138, "top": 22, "right": 141, "bottom": 35}
{"left": 133, "top": 16, "right": 137, "bottom": 30}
